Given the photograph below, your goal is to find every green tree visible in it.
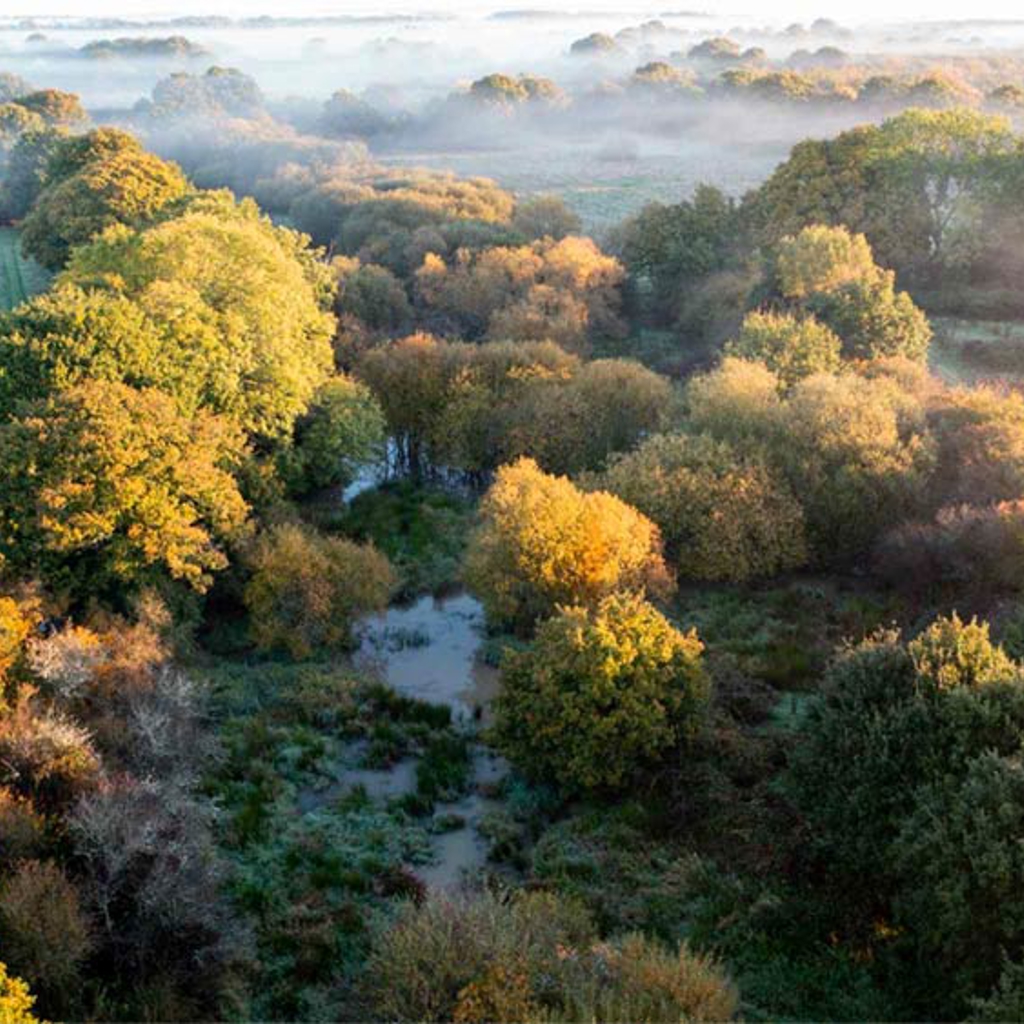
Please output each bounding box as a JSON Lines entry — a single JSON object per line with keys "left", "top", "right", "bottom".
{"left": 597, "top": 432, "right": 807, "bottom": 581}
{"left": 0, "top": 381, "right": 249, "bottom": 594}
{"left": 21, "top": 146, "right": 189, "bottom": 269}
{"left": 61, "top": 192, "right": 335, "bottom": 441}
{"left": 280, "top": 374, "right": 385, "bottom": 494}
{"left": 725, "top": 310, "right": 842, "bottom": 385}
{"left": 495, "top": 592, "right": 707, "bottom": 791}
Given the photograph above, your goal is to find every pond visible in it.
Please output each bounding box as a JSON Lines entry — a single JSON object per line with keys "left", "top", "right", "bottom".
{"left": 349, "top": 588, "right": 508, "bottom": 889}
{"left": 355, "top": 590, "right": 499, "bottom": 723}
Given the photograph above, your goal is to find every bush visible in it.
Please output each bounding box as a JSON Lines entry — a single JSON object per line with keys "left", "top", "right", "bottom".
{"left": 597, "top": 432, "right": 807, "bottom": 582}
{"left": 0, "top": 860, "right": 92, "bottom": 1004}
{"left": 465, "top": 457, "right": 673, "bottom": 630}
{"left": 245, "top": 523, "right": 395, "bottom": 658}
{"left": 70, "top": 775, "right": 240, "bottom": 988}
{"left": 0, "top": 789, "right": 46, "bottom": 862}
{"left": 0, "top": 687, "right": 100, "bottom": 812}
{"left": 725, "top": 310, "right": 842, "bottom": 385}
{"left": 495, "top": 592, "right": 707, "bottom": 791}
{"left": 789, "top": 615, "right": 1024, "bottom": 1014}
{"left": 367, "top": 888, "right": 736, "bottom": 1023}
{"left": 0, "top": 962, "right": 41, "bottom": 1024}
{"left": 367, "top": 889, "right": 596, "bottom": 1022}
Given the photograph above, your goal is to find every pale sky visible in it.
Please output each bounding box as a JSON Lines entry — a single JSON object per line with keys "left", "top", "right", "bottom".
{"left": 14, "top": 0, "right": 1024, "bottom": 23}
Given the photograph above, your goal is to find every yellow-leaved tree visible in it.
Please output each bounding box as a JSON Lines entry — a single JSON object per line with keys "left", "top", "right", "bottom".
{"left": 464, "top": 457, "right": 673, "bottom": 630}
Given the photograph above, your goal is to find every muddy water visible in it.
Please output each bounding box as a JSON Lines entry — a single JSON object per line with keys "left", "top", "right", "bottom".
{"left": 349, "top": 589, "right": 508, "bottom": 888}
{"left": 355, "top": 591, "right": 499, "bottom": 724}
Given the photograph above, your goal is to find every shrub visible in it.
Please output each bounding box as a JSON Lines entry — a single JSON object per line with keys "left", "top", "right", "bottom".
{"left": 725, "top": 310, "right": 842, "bottom": 385}
{"left": 245, "top": 523, "right": 395, "bottom": 658}
{"left": 0, "top": 789, "right": 46, "bottom": 862}
{"left": 495, "top": 592, "right": 707, "bottom": 791}
{"left": 465, "top": 457, "right": 673, "bottom": 630}
{"left": 874, "top": 501, "right": 1024, "bottom": 596}
{"left": 0, "top": 688, "right": 100, "bottom": 811}
{"left": 25, "top": 625, "right": 105, "bottom": 701}
{"left": 893, "top": 752, "right": 1024, "bottom": 1012}
{"left": 0, "top": 962, "right": 41, "bottom": 1024}
{"left": 0, "top": 860, "right": 92, "bottom": 1002}
{"left": 556, "top": 932, "right": 739, "bottom": 1023}
{"left": 366, "top": 889, "right": 595, "bottom": 1022}
{"left": 789, "top": 614, "right": 1024, "bottom": 1012}
{"left": 70, "top": 775, "right": 240, "bottom": 985}
{"left": 0, "top": 597, "right": 32, "bottom": 684}
{"left": 597, "top": 432, "right": 807, "bottom": 582}
{"left": 367, "top": 888, "right": 737, "bottom": 1023}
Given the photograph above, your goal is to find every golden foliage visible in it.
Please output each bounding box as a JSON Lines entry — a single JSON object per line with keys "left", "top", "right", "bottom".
{"left": 244, "top": 523, "right": 394, "bottom": 659}
{"left": 465, "top": 457, "right": 673, "bottom": 629}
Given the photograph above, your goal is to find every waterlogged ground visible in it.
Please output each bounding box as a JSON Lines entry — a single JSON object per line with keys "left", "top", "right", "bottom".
{"left": 356, "top": 591, "right": 498, "bottom": 722}
{"left": 354, "top": 589, "right": 506, "bottom": 888}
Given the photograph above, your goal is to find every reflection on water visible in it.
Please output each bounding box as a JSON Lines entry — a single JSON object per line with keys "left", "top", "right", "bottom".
{"left": 355, "top": 590, "right": 499, "bottom": 723}
{"left": 349, "top": 587, "right": 508, "bottom": 888}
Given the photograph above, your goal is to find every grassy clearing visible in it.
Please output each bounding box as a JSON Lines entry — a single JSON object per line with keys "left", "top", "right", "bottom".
{"left": 930, "top": 316, "right": 1024, "bottom": 384}
{"left": 0, "top": 227, "right": 50, "bottom": 310}
{"left": 198, "top": 656, "right": 477, "bottom": 1019}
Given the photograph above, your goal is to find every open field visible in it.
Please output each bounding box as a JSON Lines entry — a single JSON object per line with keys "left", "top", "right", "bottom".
{"left": 930, "top": 316, "right": 1024, "bottom": 385}
{"left": 0, "top": 227, "right": 51, "bottom": 311}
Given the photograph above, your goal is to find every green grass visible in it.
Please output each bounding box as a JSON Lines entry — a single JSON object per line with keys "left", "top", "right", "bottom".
{"left": 930, "top": 316, "right": 1024, "bottom": 384}
{"left": 197, "top": 656, "right": 468, "bottom": 1019}
{"left": 0, "top": 227, "right": 50, "bottom": 310}
{"left": 328, "top": 481, "right": 475, "bottom": 599}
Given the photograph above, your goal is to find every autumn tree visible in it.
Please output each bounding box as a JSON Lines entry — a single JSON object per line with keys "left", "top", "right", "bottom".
{"left": 15, "top": 89, "right": 88, "bottom": 127}
{"left": 0, "top": 381, "right": 249, "bottom": 594}
{"left": 597, "top": 432, "right": 807, "bottom": 581}
{"left": 415, "top": 235, "right": 626, "bottom": 350}
{"left": 60, "top": 192, "right": 335, "bottom": 441}
{"left": 769, "top": 225, "right": 932, "bottom": 361}
{"left": 725, "top": 310, "right": 842, "bottom": 385}
{"left": 21, "top": 145, "right": 189, "bottom": 269}
{"left": 495, "top": 592, "right": 707, "bottom": 790}
{"left": 464, "top": 457, "right": 673, "bottom": 630}
{"left": 244, "top": 523, "right": 394, "bottom": 658}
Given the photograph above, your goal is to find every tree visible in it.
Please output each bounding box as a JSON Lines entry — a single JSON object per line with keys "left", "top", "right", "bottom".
{"left": 789, "top": 615, "right": 1024, "bottom": 982}
{"left": 511, "top": 195, "right": 581, "bottom": 241}
{"left": 415, "top": 235, "right": 626, "bottom": 349}
{"left": 598, "top": 432, "right": 807, "bottom": 581}
{"left": 333, "top": 257, "right": 411, "bottom": 336}
{"left": 280, "top": 375, "right": 385, "bottom": 495}
{"left": 0, "top": 963, "right": 41, "bottom": 1024}
{"left": 613, "top": 185, "right": 741, "bottom": 325}
{"left": 523, "top": 358, "right": 674, "bottom": 474}
{"left": 464, "top": 457, "right": 673, "bottom": 630}
{"left": 61, "top": 193, "right": 335, "bottom": 441}
{"left": 725, "top": 310, "right": 842, "bottom": 385}
{"left": 21, "top": 147, "right": 189, "bottom": 269}
{"left": 0, "top": 860, "right": 92, "bottom": 1010}
{"left": 15, "top": 90, "right": 88, "bottom": 127}
{"left": 770, "top": 225, "right": 932, "bottom": 361}
{"left": 0, "top": 127, "right": 67, "bottom": 220}
{"left": 774, "top": 371, "right": 934, "bottom": 560}
{"left": 244, "top": 523, "right": 394, "bottom": 658}
{"left": 495, "top": 592, "right": 707, "bottom": 791}
{"left": 0, "top": 381, "right": 249, "bottom": 594}
{"left": 749, "top": 109, "right": 1022, "bottom": 293}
